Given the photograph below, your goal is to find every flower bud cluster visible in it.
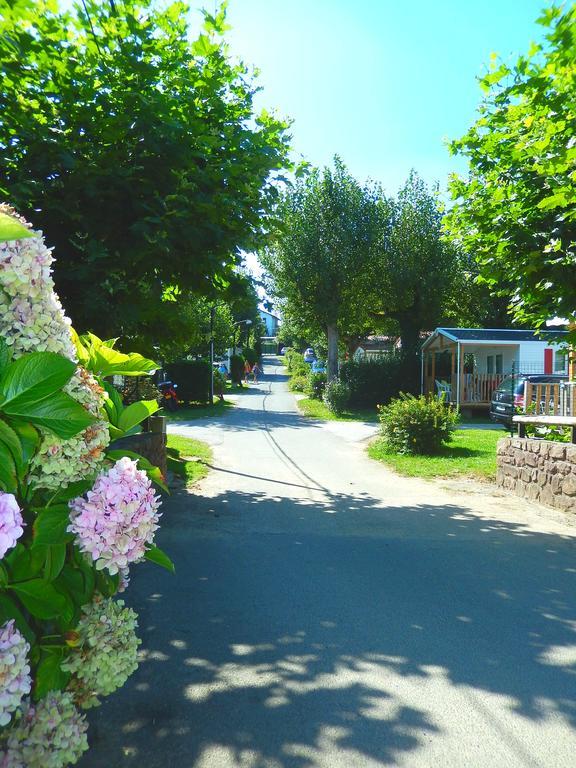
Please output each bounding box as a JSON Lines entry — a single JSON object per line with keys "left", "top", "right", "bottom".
{"left": 62, "top": 598, "right": 141, "bottom": 707}
{"left": 0, "top": 621, "right": 31, "bottom": 727}
{"left": 0, "top": 691, "right": 88, "bottom": 768}
{"left": 0, "top": 494, "right": 24, "bottom": 560}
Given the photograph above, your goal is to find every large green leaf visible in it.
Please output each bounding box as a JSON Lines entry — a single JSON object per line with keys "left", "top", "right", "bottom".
{"left": 43, "top": 544, "right": 67, "bottom": 582}
{"left": 0, "top": 212, "right": 34, "bottom": 242}
{"left": 0, "top": 418, "right": 23, "bottom": 470}
{"left": 117, "top": 399, "right": 160, "bottom": 433}
{"left": 0, "top": 440, "right": 17, "bottom": 492}
{"left": 102, "top": 380, "right": 123, "bottom": 424}
{"left": 145, "top": 545, "right": 175, "bottom": 573}
{"left": 33, "top": 505, "right": 73, "bottom": 547}
{"left": 0, "top": 352, "right": 76, "bottom": 410}
{"left": 0, "top": 338, "right": 11, "bottom": 375}
{"left": 7, "top": 392, "right": 96, "bottom": 439}
{"left": 11, "top": 421, "right": 40, "bottom": 469}
{"left": 10, "top": 579, "right": 68, "bottom": 619}
{"left": 0, "top": 594, "right": 34, "bottom": 643}
{"left": 34, "top": 647, "right": 70, "bottom": 700}
{"left": 81, "top": 333, "right": 158, "bottom": 377}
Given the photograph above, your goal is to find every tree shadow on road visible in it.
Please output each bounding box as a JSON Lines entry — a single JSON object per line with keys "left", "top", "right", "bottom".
{"left": 81, "top": 487, "right": 576, "bottom": 768}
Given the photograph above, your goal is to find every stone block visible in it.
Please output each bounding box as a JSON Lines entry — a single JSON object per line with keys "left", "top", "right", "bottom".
{"left": 565, "top": 445, "right": 576, "bottom": 463}
{"left": 525, "top": 453, "right": 539, "bottom": 467}
{"left": 512, "top": 439, "right": 524, "bottom": 450}
{"left": 539, "top": 442, "right": 550, "bottom": 458}
{"left": 521, "top": 467, "right": 533, "bottom": 483}
{"left": 551, "top": 475, "right": 563, "bottom": 494}
{"left": 549, "top": 444, "right": 566, "bottom": 460}
{"left": 556, "top": 495, "right": 576, "bottom": 513}
{"left": 539, "top": 487, "right": 555, "bottom": 507}
{"left": 562, "top": 476, "right": 576, "bottom": 497}
{"left": 555, "top": 461, "right": 572, "bottom": 476}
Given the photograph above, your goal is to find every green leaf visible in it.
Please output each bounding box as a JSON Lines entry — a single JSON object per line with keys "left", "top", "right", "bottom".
{"left": 95, "top": 569, "right": 119, "bottom": 597}
{"left": 117, "top": 399, "right": 160, "bottom": 433}
{"left": 0, "top": 594, "right": 34, "bottom": 643}
{"left": 80, "top": 334, "right": 158, "bottom": 377}
{"left": 43, "top": 544, "right": 67, "bottom": 581}
{"left": 0, "top": 211, "right": 34, "bottom": 242}
{"left": 0, "top": 338, "right": 11, "bottom": 375}
{"left": 0, "top": 352, "right": 76, "bottom": 410}
{"left": 10, "top": 579, "right": 67, "bottom": 619}
{"left": 34, "top": 647, "right": 70, "bottom": 700}
{"left": 48, "top": 477, "right": 95, "bottom": 505}
{"left": 106, "top": 448, "right": 168, "bottom": 493}
{"left": 0, "top": 418, "right": 23, "bottom": 470}
{"left": 33, "top": 505, "right": 72, "bottom": 546}
{"left": 0, "top": 440, "right": 17, "bottom": 492}
{"left": 145, "top": 545, "right": 175, "bottom": 573}
{"left": 7, "top": 392, "right": 96, "bottom": 439}
{"left": 70, "top": 327, "right": 90, "bottom": 367}
{"left": 11, "top": 421, "right": 40, "bottom": 468}
{"left": 102, "top": 380, "right": 123, "bottom": 424}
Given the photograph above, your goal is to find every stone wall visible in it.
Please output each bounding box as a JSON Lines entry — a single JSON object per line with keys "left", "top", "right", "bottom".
{"left": 496, "top": 437, "right": 576, "bottom": 512}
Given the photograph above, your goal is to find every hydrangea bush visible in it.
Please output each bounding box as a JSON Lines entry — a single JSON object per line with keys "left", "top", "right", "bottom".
{"left": 0, "top": 206, "right": 172, "bottom": 766}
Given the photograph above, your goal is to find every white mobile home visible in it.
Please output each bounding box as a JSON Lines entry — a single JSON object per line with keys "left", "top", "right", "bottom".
{"left": 421, "top": 328, "right": 569, "bottom": 408}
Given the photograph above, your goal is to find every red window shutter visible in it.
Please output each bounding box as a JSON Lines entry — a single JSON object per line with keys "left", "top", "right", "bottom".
{"left": 544, "top": 348, "right": 553, "bottom": 374}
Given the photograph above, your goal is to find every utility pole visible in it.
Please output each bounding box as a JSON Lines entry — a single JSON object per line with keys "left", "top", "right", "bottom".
{"left": 209, "top": 304, "right": 215, "bottom": 405}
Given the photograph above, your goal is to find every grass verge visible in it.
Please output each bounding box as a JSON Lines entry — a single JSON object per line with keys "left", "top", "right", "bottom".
{"left": 368, "top": 428, "right": 501, "bottom": 480}
{"left": 165, "top": 397, "right": 234, "bottom": 422}
{"left": 298, "top": 397, "right": 379, "bottom": 423}
{"left": 166, "top": 434, "right": 212, "bottom": 487}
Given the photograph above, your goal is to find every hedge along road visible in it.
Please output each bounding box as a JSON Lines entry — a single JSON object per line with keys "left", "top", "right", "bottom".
{"left": 81, "top": 356, "right": 576, "bottom": 768}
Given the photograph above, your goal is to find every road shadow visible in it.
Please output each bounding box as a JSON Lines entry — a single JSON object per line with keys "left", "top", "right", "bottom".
{"left": 81, "top": 486, "right": 576, "bottom": 767}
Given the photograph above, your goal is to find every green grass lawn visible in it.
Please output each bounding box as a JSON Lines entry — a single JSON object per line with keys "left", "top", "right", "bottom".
{"left": 164, "top": 396, "right": 235, "bottom": 422}
{"left": 298, "top": 397, "right": 379, "bottom": 423}
{"left": 368, "top": 428, "right": 502, "bottom": 480}
{"left": 166, "top": 434, "right": 212, "bottom": 487}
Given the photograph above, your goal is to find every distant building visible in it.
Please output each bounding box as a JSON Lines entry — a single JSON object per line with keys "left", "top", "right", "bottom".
{"left": 259, "top": 308, "right": 280, "bottom": 337}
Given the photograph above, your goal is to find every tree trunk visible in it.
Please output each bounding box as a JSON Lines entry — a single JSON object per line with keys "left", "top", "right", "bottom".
{"left": 327, "top": 324, "right": 339, "bottom": 381}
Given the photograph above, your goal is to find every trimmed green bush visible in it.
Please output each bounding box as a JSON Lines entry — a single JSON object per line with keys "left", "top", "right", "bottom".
{"left": 339, "top": 356, "right": 419, "bottom": 408}
{"left": 305, "top": 371, "right": 327, "bottom": 399}
{"left": 289, "top": 373, "right": 308, "bottom": 392}
{"left": 230, "top": 354, "right": 245, "bottom": 384}
{"left": 323, "top": 378, "right": 350, "bottom": 414}
{"left": 164, "top": 360, "right": 211, "bottom": 403}
{"left": 378, "top": 393, "right": 459, "bottom": 455}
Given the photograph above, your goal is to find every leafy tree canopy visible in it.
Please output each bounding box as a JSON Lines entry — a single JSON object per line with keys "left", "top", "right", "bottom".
{"left": 0, "top": 0, "right": 291, "bottom": 340}
{"left": 446, "top": 4, "right": 576, "bottom": 346}
{"left": 261, "top": 158, "right": 380, "bottom": 379}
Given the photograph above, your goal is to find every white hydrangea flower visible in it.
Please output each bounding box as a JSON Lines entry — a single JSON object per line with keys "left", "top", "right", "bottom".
{"left": 62, "top": 598, "right": 141, "bottom": 708}
{"left": 0, "top": 691, "right": 88, "bottom": 768}
{"left": 0, "top": 621, "right": 31, "bottom": 727}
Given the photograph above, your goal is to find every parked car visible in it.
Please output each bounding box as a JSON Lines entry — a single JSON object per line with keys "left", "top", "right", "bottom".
{"left": 490, "top": 373, "right": 569, "bottom": 426}
{"left": 303, "top": 347, "right": 316, "bottom": 363}
{"left": 311, "top": 360, "right": 326, "bottom": 374}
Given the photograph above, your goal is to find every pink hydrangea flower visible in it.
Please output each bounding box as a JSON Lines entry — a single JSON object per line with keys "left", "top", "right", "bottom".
{"left": 0, "top": 493, "right": 24, "bottom": 559}
{"left": 68, "top": 458, "right": 161, "bottom": 575}
{"left": 0, "top": 620, "right": 31, "bottom": 727}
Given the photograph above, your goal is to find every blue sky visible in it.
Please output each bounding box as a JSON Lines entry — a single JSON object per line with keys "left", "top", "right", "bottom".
{"left": 222, "top": 0, "right": 550, "bottom": 195}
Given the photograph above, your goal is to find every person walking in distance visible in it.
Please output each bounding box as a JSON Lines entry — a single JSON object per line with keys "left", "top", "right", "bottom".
{"left": 252, "top": 361, "right": 261, "bottom": 384}
{"left": 243, "top": 359, "right": 252, "bottom": 385}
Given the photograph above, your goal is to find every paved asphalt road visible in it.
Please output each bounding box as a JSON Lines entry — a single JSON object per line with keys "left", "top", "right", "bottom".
{"left": 81, "top": 357, "right": 576, "bottom": 768}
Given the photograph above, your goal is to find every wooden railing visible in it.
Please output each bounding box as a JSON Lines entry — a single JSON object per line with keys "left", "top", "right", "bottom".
{"left": 424, "top": 373, "right": 505, "bottom": 403}
{"left": 524, "top": 381, "right": 576, "bottom": 416}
